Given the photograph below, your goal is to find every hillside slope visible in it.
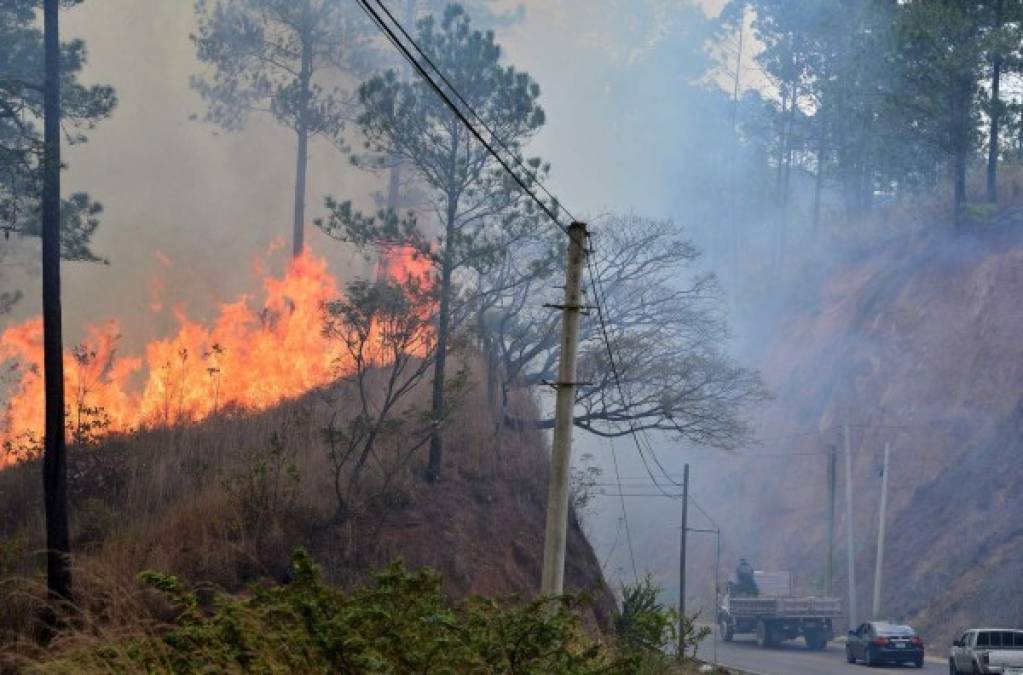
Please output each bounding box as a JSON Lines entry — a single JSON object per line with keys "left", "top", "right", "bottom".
{"left": 703, "top": 225, "right": 1023, "bottom": 647}
{"left": 0, "top": 369, "right": 616, "bottom": 642}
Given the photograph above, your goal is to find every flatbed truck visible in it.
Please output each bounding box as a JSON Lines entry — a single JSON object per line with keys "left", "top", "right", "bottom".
{"left": 717, "top": 571, "right": 842, "bottom": 650}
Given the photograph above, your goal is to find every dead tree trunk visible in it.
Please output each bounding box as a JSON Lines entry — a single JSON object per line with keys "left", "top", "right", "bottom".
{"left": 42, "top": 0, "right": 72, "bottom": 606}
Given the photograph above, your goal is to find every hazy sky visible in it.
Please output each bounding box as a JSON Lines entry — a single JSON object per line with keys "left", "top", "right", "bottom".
{"left": 2, "top": 0, "right": 746, "bottom": 347}
{"left": 4, "top": 1, "right": 735, "bottom": 338}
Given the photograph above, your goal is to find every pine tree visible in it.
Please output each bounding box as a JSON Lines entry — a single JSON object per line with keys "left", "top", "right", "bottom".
{"left": 319, "top": 4, "right": 548, "bottom": 482}
{"left": 191, "top": 0, "right": 373, "bottom": 257}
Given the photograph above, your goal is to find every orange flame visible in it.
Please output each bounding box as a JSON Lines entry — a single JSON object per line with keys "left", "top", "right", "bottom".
{"left": 0, "top": 249, "right": 432, "bottom": 466}
{"left": 376, "top": 244, "right": 432, "bottom": 285}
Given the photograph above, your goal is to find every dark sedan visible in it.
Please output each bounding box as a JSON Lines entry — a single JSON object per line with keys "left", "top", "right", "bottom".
{"left": 846, "top": 621, "right": 925, "bottom": 668}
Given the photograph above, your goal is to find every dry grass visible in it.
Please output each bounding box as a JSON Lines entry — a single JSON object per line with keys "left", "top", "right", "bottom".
{"left": 0, "top": 349, "right": 572, "bottom": 667}
{"left": 814, "top": 160, "right": 1023, "bottom": 256}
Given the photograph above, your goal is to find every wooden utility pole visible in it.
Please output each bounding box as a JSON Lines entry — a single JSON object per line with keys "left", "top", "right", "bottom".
{"left": 872, "top": 441, "right": 891, "bottom": 619}
{"left": 540, "top": 221, "right": 588, "bottom": 596}
{"left": 844, "top": 423, "right": 857, "bottom": 629}
{"left": 42, "top": 0, "right": 72, "bottom": 604}
{"left": 826, "top": 444, "right": 836, "bottom": 595}
{"left": 678, "top": 463, "right": 690, "bottom": 661}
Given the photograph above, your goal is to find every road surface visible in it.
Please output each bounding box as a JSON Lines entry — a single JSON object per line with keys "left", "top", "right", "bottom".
{"left": 695, "top": 635, "right": 946, "bottom": 675}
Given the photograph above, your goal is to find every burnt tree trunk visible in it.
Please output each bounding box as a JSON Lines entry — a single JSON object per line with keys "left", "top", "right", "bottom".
{"left": 425, "top": 223, "right": 453, "bottom": 483}
{"left": 292, "top": 24, "right": 313, "bottom": 259}
{"left": 42, "top": 0, "right": 72, "bottom": 605}
{"left": 952, "top": 78, "right": 972, "bottom": 229}
{"left": 987, "top": 0, "right": 1004, "bottom": 203}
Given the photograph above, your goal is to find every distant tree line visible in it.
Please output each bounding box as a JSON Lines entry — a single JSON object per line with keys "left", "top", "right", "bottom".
{"left": 721, "top": 0, "right": 1023, "bottom": 229}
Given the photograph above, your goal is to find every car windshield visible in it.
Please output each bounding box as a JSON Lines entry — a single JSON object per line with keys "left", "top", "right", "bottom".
{"left": 875, "top": 624, "right": 914, "bottom": 636}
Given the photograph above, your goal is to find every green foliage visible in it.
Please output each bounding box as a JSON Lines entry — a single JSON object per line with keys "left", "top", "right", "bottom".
{"left": 614, "top": 576, "right": 678, "bottom": 656}
{"left": 320, "top": 3, "right": 552, "bottom": 281}
{"left": 319, "top": 3, "right": 552, "bottom": 481}
{"left": 722, "top": 0, "right": 1023, "bottom": 220}
{"left": 37, "top": 550, "right": 638, "bottom": 674}
{"left": 679, "top": 612, "right": 711, "bottom": 661}
{"left": 614, "top": 576, "right": 708, "bottom": 668}
{"left": 190, "top": 0, "right": 371, "bottom": 138}
{"left": 0, "top": 0, "right": 116, "bottom": 264}
{"left": 961, "top": 201, "right": 1000, "bottom": 227}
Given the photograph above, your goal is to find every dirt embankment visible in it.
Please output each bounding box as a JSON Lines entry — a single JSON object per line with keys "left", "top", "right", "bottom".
{"left": 701, "top": 226, "right": 1023, "bottom": 648}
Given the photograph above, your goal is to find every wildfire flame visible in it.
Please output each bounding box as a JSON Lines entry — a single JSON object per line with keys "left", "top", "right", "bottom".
{"left": 0, "top": 248, "right": 432, "bottom": 466}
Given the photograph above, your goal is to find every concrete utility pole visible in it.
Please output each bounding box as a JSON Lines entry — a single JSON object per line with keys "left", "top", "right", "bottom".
{"left": 713, "top": 526, "right": 720, "bottom": 665}
{"left": 844, "top": 423, "right": 857, "bottom": 629}
{"left": 540, "top": 222, "right": 588, "bottom": 596}
{"left": 688, "top": 525, "right": 721, "bottom": 666}
{"left": 826, "top": 444, "right": 837, "bottom": 595}
{"left": 678, "top": 463, "right": 690, "bottom": 661}
{"left": 872, "top": 441, "right": 891, "bottom": 619}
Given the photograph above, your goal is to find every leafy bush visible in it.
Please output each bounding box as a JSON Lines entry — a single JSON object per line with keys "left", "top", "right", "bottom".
{"left": 614, "top": 575, "right": 709, "bottom": 671}
{"left": 615, "top": 575, "right": 678, "bottom": 655}
{"left": 31, "top": 550, "right": 637, "bottom": 674}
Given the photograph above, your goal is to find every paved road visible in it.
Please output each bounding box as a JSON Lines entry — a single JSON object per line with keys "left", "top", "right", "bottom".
{"left": 695, "top": 635, "right": 946, "bottom": 675}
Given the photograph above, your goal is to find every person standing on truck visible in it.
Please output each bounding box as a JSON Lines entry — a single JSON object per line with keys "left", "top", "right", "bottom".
{"left": 734, "top": 558, "right": 759, "bottom": 597}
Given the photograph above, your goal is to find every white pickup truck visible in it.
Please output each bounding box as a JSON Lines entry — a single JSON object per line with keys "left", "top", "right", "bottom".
{"left": 950, "top": 628, "right": 1023, "bottom": 674}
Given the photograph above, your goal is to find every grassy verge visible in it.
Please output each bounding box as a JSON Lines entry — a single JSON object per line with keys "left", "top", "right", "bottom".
{"left": 6, "top": 550, "right": 680, "bottom": 674}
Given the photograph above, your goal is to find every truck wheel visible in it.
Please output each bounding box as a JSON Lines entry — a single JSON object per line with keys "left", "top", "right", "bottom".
{"left": 866, "top": 647, "right": 878, "bottom": 667}
{"left": 949, "top": 658, "right": 960, "bottom": 675}
{"left": 846, "top": 647, "right": 856, "bottom": 663}
{"left": 805, "top": 632, "right": 827, "bottom": 651}
{"left": 720, "top": 618, "right": 734, "bottom": 642}
{"left": 756, "top": 620, "right": 772, "bottom": 648}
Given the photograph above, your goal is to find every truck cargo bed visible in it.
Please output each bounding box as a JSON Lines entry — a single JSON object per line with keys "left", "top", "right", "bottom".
{"left": 725, "top": 596, "right": 842, "bottom": 617}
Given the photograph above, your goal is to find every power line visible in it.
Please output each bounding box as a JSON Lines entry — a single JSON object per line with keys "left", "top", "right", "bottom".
{"left": 595, "top": 492, "right": 684, "bottom": 498}
{"left": 607, "top": 435, "right": 639, "bottom": 584}
{"left": 355, "top": 0, "right": 568, "bottom": 233}
{"left": 687, "top": 493, "right": 719, "bottom": 530}
{"left": 365, "top": 0, "right": 578, "bottom": 225}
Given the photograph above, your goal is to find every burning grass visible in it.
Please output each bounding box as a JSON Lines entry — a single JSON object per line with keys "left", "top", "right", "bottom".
{"left": 0, "top": 248, "right": 433, "bottom": 465}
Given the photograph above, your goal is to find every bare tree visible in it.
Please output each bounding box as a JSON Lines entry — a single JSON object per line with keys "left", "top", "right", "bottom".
{"left": 322, "top": 275, "right": 439, "bottom": 521}
{"left": 498, "top": 214, "right": 767, "bottom": 450}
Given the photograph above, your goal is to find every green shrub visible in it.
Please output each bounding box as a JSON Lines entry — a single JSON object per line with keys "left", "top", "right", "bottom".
{"left": 32, "top": 550, "right": 638, "bottom": 674}
{"left": 614, "top": 575, "right": 708, "bottom": 671}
